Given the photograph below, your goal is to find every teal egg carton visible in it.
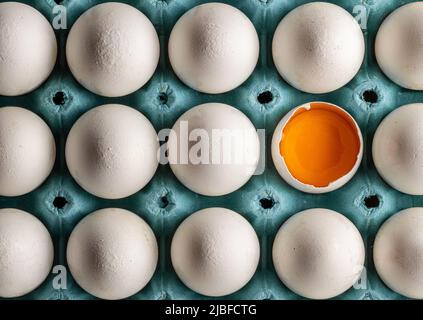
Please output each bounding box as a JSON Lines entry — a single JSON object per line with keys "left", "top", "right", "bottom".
{"left": 1, "top": 0, "right": 422, "bottom": 300}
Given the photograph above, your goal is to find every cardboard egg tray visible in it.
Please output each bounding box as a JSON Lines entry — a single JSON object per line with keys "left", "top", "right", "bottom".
{"left": 1, "top": 0, "right": 423, "bottom": 300}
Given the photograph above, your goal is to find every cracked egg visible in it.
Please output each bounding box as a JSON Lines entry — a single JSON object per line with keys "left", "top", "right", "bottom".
{"left": 271, "top": 102, "right": 363, "bottom": 193}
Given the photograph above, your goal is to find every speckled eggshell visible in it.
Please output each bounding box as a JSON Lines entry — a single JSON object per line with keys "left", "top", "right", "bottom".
{"left": 0, "top": 208, "right": 54, "bottom": 298}
{"left": 0, "top": 2, "right": 57, "bottom": 96}
{"left": 66, "top": 208, "right": 158, "bottom": 300}
{"left": 65, "top": 104, "right": 159, "bottom": 199}
{"left": 167, "top": 103, "right": 260, "bottom": 196}
{"left": 375, "top": 2, "right": 423, "bottom": 90}
{"left": 168, "top": 2, "right": 259, "bottom": 94}
{"left": 171, "top": 207, "right": 260, "bottom": 297}
{"left": 272, "top": 2, "right": 365, "bottom": 94}
{"left": 374, "top": 208, "right": 423, "bottom": 299}
{"left": 0, "top": 107, "right": 56, "bottom": 197}
{"left": 271, "top": 102, "right": 363, "bottom": 194}
{"left": 272, "top": 208, "right": 365, "bottom": 299}
{"left": 372, "top": 103, "right": 423, "bottom": 195}
{"left": 66, "top": 2, "right": 159, "bottom": 97}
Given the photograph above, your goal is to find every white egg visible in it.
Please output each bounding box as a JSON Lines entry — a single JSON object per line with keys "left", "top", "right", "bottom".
{"left": 0, "top": 107, "right": 56, "bottom": 197}
{"left": 66, "top": 3, "right": 159, "bottom": 97}
{"left": 271, "top": 102, "right": 363, "bottom": 194}
{"left": 0, "top": 208, "right": 54, "bottom": 298}
{"left": 272, "top": 208, "right": 365, "bottom": 299}
{"left": 272, "top": 2, "right": 364, "bottom": 94}
{"left": 374, "top": 208, "right": 423, "bottom": 299}
{"left": 66, "top": 208, "right": 158, "bottom": 300}
{"left": 167, "top": 103, "right": 260, "bottom": 196}
{"left": 373, "top": 103, "right": 423, "bottom": 195}
{"left": 65, "top": 104, "right": 159, "bottom": 199}
{"left": 168, "top": 3, "right": 259, "bottom": 94}
{"left": 0, "top": 2, "right": 57, "bottom": 96}
{"left": 171, "top": 207, "right": 260, "bottom": 297}
{"left": 375, "top": 2, "right": 423, "bottom": 90}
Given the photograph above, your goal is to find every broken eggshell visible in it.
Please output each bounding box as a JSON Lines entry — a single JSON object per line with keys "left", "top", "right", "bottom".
{"left": 271, "top": 102, "right": 363, "bottom": 194}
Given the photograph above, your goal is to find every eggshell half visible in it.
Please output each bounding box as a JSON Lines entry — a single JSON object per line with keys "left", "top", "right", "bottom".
{"left": 271, "top": 102, "right": 363, "bottom": 194}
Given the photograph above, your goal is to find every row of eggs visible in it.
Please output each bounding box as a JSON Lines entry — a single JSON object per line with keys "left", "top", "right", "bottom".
{"left": 1, "top": 205, "right": 423, "bottom": 300}
{"left": 1, "top": 101, "right": 423, "bottom": 198}
{"left": 1, "top": 2, "right": 423, "bottom": 97}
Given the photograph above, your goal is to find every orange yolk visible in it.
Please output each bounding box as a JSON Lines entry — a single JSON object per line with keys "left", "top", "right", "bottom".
{"left": 280, "top": 102, "right": 360, "bottom": 187}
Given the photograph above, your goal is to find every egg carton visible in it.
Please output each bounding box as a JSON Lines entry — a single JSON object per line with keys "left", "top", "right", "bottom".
{"left": 1, "top": 0, "right": 422, "bottom": 300}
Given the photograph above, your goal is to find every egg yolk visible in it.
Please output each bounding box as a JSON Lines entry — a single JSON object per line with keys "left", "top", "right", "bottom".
{"left": 280, "top": 102, "right": 360, "bottom": 187}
